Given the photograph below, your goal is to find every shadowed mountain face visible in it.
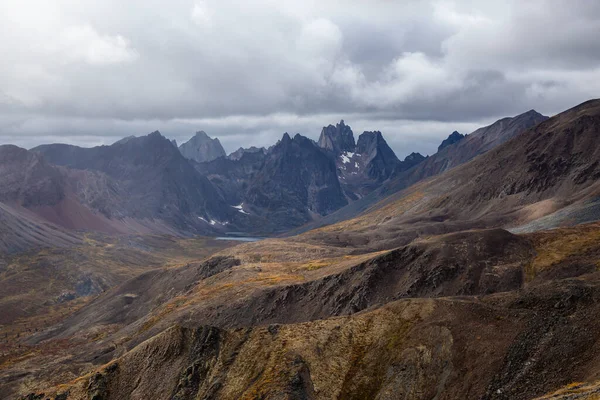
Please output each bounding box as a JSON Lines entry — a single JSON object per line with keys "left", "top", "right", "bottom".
{"left": 22, "top": 126, "right": 410, "bottom": 236}
{"left": 33, "top": 132, "right": 233, "bottom": 233}
{"left": 355, "top": 131, "right": 401, "bottom": 182}
{"left": 193, "top": 148, "right": 267, "bottom": 206}
{"left": 178, "top": 131, "right": 226, "bottom": 163}
{"left": 244, "top": 133, "right": 348, "bottom": 229}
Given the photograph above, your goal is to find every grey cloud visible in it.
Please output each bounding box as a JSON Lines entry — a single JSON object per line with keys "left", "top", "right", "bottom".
{"left": 0, "top": 0, "right": 599, "bottom": 154}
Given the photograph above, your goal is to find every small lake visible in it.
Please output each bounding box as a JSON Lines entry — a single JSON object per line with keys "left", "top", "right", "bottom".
{"left": 215, "top": 236, "right": 264, "bottom": 242}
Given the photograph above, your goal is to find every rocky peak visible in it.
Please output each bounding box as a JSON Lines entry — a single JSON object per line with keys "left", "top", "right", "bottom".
{"left": 227, "top": 146, "right": 265, "bottom": 161}
{"left": 318, "top": 120, "right": 356, "bottom": 155}
{"left": 179, "top": 131, "right": 226, "bottom": 163}
{"left": 403, "top": 152, "right": 426, "bottom": 164}
{"left": 438, "top": 131, "right": 465, "bottom": 152}
{"left": 356, "top": 131, "right": 385, "bottom": 154}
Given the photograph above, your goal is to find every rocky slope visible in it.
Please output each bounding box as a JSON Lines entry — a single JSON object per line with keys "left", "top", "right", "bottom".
{"left": 178, "top": 131, "right": 226, "bottom": 163}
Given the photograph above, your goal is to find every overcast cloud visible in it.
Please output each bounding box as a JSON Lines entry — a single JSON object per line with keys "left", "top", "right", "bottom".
{"left": 1, "top": 0, "right": 599, "bottom": 157}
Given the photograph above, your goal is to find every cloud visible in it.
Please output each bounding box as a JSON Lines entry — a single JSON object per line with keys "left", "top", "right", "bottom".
{"left": 55, "top": 25, "right": 138, "bottom": 65}
{"left": 0, "top": 0, "right": 599, "bottom": 156}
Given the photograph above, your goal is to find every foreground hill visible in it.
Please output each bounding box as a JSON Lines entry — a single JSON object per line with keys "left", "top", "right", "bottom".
{"left": 11, "top": 223, "right": 600, "bottom": 400}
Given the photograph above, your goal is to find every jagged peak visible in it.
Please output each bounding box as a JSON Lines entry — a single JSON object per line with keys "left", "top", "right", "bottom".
{"left": 438, "top": 131, "right": 465, "bottom": 152}
{"left": 318, "top": 120, "right": 355, "bottom": 154}
{"left": 404, "top": 152, "right": 425, "bottom": 162}
{"left": 517, "top": 109, "right": 546, "bottom": 120}
{"left": 358, "top": 130, "right": 384, "bottom": 142}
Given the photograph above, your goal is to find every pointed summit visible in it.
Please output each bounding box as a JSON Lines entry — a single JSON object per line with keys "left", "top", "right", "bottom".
{"left": 318, "top": 119, "right": 356, "bottom": 155}
{"left": 178, "top": 131, "right": 226, "bottom": 163}
{"left": 438, "top": 131, "right": 465, "bottom": 152}
{"left": 356, "top": 131, "right": 400, "bottom": 182}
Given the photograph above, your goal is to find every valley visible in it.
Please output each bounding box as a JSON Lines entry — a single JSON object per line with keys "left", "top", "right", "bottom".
{"left": 2, "top": 99, "right": 600, "bottom": 399}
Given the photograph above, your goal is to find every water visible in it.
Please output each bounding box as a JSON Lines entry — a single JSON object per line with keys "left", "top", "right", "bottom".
{"left": 215, "top": 236, "right": 264, "bottom": 242}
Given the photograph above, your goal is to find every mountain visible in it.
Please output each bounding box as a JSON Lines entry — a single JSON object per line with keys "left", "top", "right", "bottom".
{"left": 316, "top": 120, "right": 423, "bottom": 199}
{"left": 305, "top": 100, "right": 600, "bottom": 250}
{"left": 296, "top": 109, "right": 548, "bottom": 233}
{"left": 33, "top": 132, "right": 234, "bottom": 233}
{"left": 178, "top": 131, "right": 226, "bottom": 163}
{"left": 227, "top": 146, "right": 265, "bottom": 161}
{"left": 244, "top": 133, "right": 348, "bottom": 229}
{"left": 438, "top": 130, "right": 464, "bottom": 151}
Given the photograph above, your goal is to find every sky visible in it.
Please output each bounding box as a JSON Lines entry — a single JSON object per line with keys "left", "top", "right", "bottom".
{"left": 1, "top": 0, "right": 599, "bottom": 158}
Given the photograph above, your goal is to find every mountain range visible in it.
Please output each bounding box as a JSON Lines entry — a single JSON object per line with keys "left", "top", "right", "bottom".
{"left": 7, "top": 99, "right": 600, "bottom": 399}
{"left": 2, "top": 108, "right": 543, "bottom": 247}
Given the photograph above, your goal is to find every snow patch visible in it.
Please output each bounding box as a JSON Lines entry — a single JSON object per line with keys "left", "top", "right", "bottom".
{"left": 340, "top": 151, "right": 354, "bottom": 164}
{"left": 199, "top": 216, "right": 228, "bottom": 225}
{"left": 232, "top": 203, "right": 249, "bottom": 215}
